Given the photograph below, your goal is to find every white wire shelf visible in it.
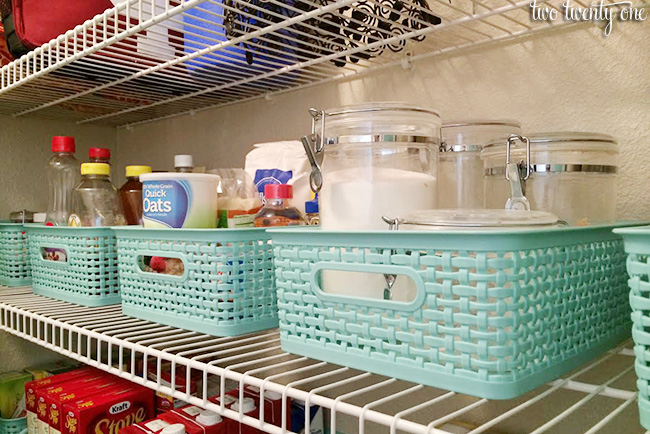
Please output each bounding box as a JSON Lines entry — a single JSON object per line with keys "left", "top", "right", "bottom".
{"left": 0, "top": 286, "right": 646, "bottom": 434}
{"left": 0, "top": 0, "right": 642, "bottom": 128}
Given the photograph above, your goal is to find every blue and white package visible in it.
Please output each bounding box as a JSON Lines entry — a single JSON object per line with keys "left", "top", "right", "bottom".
{"left": 140, "top": 173, "right": 219, "bottom": 228}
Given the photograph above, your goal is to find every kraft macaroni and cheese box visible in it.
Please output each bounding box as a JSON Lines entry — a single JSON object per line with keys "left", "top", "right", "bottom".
{"left": 61, "top": 385, "right": 155, "bottom": 434}
{"left": 140, "top": 173, "right": 219, "bottom": 228}
{"left": 26, "top": 368, "right": 99, "bottom": 434}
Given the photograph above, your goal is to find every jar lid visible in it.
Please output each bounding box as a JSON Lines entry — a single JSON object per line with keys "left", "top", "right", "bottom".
{"left": 175, "top": 154, "right": 194, "bottom": 168}
{"left": 483, "top": 132, "right": 618, "bottom": 153}
{"left": 394, "top": 209, "right": 559, "bottom": 229}
{"left": 265, "top": 184, "right": 293, "bottom": 199}
{"left": 126, "top": 165, "right": 152, "bottom": 178}
{"left": 324, "top": 102, "right": 440, "bottom": 118}
{"left": 81, "top": 163, "right": 110, "bottom": 176}
{"left": 52, "top": 136, "right": 75, "bottom": 153}
{"left": 89, "top": 147, "right": 110, "bottom": 159}
{"left": 441, "top": 119, "right": 521, "bottom": 152}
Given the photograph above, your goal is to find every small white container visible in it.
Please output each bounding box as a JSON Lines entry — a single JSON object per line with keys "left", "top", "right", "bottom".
{"left": 439, "top": 120, "right": 521, "bottom": 209}
{"left": 140, "top": 172, "right": 219, "bottom": 228}
{"left": 482, "top": 132, "right": 618, "bottom": 225}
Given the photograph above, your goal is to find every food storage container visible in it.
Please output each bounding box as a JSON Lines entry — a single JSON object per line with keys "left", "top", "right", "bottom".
{"left": 388, "top": 209, "right": 559, "bottom": 230}
{"left": 439, "top": 120, "right": 521, "bottom": 209}
{"left": 301, "top": 102, "right": 441, "bottom": 231}
{"left": 482, "top": 132, "right": 618, "bottom": 225}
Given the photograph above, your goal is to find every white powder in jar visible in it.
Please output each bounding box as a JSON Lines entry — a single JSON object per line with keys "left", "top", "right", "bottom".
{"left": 320, "top": 167, "right": 437, "bottom": 230}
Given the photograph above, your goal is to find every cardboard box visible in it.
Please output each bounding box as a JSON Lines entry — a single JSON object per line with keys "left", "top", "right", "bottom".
{"left": 36, "top": 373, "right": 107, "bottom": 434}
{"left": 48, "top": 377, "right": 131, "bottom": 434}
{"left": 0, "top": 371, "right": 32, "bottom": 419}
{"left": 25, "top": 367, "right": 98, "bottom": 434}
{"left": 162, "top": 406, "right": 225, "bottom": 434}
{"left": 243, "top": 385, "right": 290, "bottom": 428}
{"left": 145, "top": 363, "right": 202, "bottom": 415}
{"left": 61, "top": 384, "right": 154, "bottom": 434}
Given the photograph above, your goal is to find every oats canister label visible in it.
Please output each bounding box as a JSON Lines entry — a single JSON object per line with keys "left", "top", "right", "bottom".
{"left": 140, "top": 173, "right": 219, "bottom": 228}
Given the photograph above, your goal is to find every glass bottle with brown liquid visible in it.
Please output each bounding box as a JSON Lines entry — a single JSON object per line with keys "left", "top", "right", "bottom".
{"left": 119, "top": 165, "right": 152, "bottom": 225}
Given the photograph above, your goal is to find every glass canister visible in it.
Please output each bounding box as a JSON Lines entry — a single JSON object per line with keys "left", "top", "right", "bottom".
{"left": 301, "top": 102, "right": 441, "bottom": 231}
{"left": 439, "top": 120, "right": 521, "bottom": 209}
{"left": 482, "top": 132, "right": 618, "bottom": 225}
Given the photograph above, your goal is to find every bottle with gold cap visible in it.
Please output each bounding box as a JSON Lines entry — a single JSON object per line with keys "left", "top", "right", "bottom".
{"left": 119, "top": 165, "right": 152, "bottom": 225}
{"left": 68, "top": 163, "right": 126, "bottom": 227}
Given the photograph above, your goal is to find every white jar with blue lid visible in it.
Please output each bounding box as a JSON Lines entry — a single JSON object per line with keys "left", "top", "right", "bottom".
{"left": 140, "top": 172, "right": 219, "bottom": 228}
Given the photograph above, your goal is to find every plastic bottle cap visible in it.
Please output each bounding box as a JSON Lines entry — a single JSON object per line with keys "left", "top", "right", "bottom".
{"left": 81, "top": 163, "right": 111, "bottom": 176}
{"left": 89, "top": 147, "right": 111, "bottom": 160}
{"left": 160, "top": 424, "right": 186, "bottom": 434}
{"left": 264, "top": 391, "right": 282, "bottom": 401}
{"left": 196, "top": 410, "right": 222, "bottom": 426}
{"left": 305, "top": 200, "right": 318, "bottom": 214}
{"left": 33, "top": 213, "right": 46, "bottom": 223}
{"left": 175, "top": 154, "right": 193, "bottom": 168}
{"left": 265, "top": 184, "right": 292, "bottom": 199}
{"left": 125, "top": 165, "right": 152, "bottom": 178}
{"left": 232, "top": 398, "right": 256, "bottom": 413}
{"left": 52, "top": 136, "right": 75, "bottom": 153}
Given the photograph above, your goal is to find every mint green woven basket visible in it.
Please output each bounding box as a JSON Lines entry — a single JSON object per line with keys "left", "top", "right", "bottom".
{"left": 25, "top": 225, "right": 120, "bottom": 306}
{"left": 0, "top": 223, "right": 31, "bottom": 287}
{"left": 0, "top": 417, "right": 26, "bottom": 434}
{"left": 613, "top": 225, "right": 650, "bottom": 429}
{"left": 113, "top": 227, "right": 278, "bottom": 337}
{"left": 271, "top": 224, "right": 633, "bottom": 400}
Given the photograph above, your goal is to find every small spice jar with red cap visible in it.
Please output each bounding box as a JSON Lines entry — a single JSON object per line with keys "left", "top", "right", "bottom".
{"left": 88, "top": 147, "right": 111, "bottom": 165}
{"left": 52, "top": 136, "right": 76, "bottom": 153}
{"left": 254, "top": 184, "right": 306, "bottom": 227}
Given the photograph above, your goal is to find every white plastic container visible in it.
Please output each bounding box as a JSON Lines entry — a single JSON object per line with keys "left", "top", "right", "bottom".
{"left": 482, "top": 132, "right": 618, "bottom": 225}
{"left": 140, "top": 173, "right": 219, "bottom": 228}
{"left": 439, "top": 120, "right": 521, "bottom": 209}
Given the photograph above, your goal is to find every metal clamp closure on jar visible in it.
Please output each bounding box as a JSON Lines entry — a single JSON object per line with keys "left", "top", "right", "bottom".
{"left": 301, "top": 106, "right": 438, "bottom": 193}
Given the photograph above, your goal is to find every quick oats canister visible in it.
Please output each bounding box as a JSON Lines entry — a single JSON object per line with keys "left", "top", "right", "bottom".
{"left": 140, "top": 173, "right": 219, "bottom": 228}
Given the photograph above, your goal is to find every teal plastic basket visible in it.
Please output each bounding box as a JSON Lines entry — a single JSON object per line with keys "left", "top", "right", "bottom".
{"left": 113, "top": 227, "right": 278, "bottom": 336}
{"left": 0, "top": 417, "right": 26, "bottom": 434}
{"left": 613, "top": 225, "right": 650, "bottom": 429}
{"left": 25, "top": 225, "right": 120, "bottom": 306}
{"left": 0, "top": 223, "right": 31, "bottom": 287}
{"left": 271, "top": 224, "right": 633, "bottom": 400}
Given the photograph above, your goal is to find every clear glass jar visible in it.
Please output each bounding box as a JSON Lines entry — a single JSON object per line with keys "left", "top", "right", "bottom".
{"left": 303, "top": 102, "right": 441, "bottom": 231}
{"left": 481, "top": 132, "right": 618, "bottom": 225}
{"left": 439, "top": 120, "right": 521, "bottom": 209}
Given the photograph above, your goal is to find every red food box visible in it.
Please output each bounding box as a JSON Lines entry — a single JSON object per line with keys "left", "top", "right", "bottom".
{"left": 49, "top": 377, "right": 132, "bottom": 434}
{"left": 62, "top": 384, "right": 155, "bottom": 434}
{"left": 36, "top": 372, "right": 107, "bottom": 434}
{"left": 207, "top": 391, "right": 237, "bottom": 409}
{"left": 145, "top": 363, "right": 202, "bottom": 414}
{"left": 226, "top": 397, "right": 259, "bottom": 434}
{"left": 243, "top": 385, "right": 290, "bottom": 428}
{"left": 25, "top": 367, "right": 99, "bottom": 434}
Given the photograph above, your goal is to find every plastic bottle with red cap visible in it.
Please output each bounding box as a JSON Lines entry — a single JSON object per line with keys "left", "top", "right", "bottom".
{"left": 46, "top": 136, "right": 80, "bottom": 226}
{"left": 88, "top": 147, "right": 111, "bottom": 165}
{"left": 254, "top": 184, "right": 306, "bottom": 227}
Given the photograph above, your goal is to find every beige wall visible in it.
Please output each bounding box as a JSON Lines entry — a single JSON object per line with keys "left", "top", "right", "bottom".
{"left": 116, "top": 22, "right": 650, "bottom": 220}
{"left": 0, "top": 115, "right": 117, "bottom": 218}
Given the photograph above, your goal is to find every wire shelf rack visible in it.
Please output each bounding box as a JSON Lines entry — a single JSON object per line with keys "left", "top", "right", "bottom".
{"left": 0, "top": 286, "right": 646, "bottom": 434}
{"left": 0, "top": 0, "right": 642, "bottom": 128}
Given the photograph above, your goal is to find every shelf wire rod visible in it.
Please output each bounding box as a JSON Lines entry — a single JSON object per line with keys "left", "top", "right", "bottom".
{"left": 529, "top": 363, "right": 636, "bottom": 434}
{"left": 0, "top": 0, "right": 201, "bottom": 91}
{"left": 467, "top": 341, "right": 632, "bottom": 434}
{"left": 90, "top": 318, "right": 150, "bottom": 333}
{"left": 582, "top": 394, "right": 638, "bottom": 434}
{"left": 53, "top": 309, "right": 128, "bottom": 324}
{"left": 189, "top": 339, "right": 283, "bottom": 363}
{"left": 426, "top": 398, "right": 489, "bottom": 432}
{"left": 113, "top": 324, "right": 178, "bottom": 340}
{"left": 162, "top": 333, "right": 271, "bottom": 355}
{"left": 174, "top": 331, "right": 281, "bottom": 359}
{"left": 78, "top": 0, "right": 536, "bottom": 124}
{"left": 390, "top": 391, "right": 457, "bottom": 434}
{"left": 484, "top": 0, "right": 533, "bottom": 29}
{"left": 358, "top": 385, "right": 425, "bottom": 434}
{"left": 238, "top": 360, "right": 342, "bottom": 429}
{"left": 12, "top": 0, "right": 361, "bottom": 119}
{"left": 428, "top": 0, "right": 526, "bottom": 37}
{"left": 121, "top": 6, "right": 582, "bottom": 129}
